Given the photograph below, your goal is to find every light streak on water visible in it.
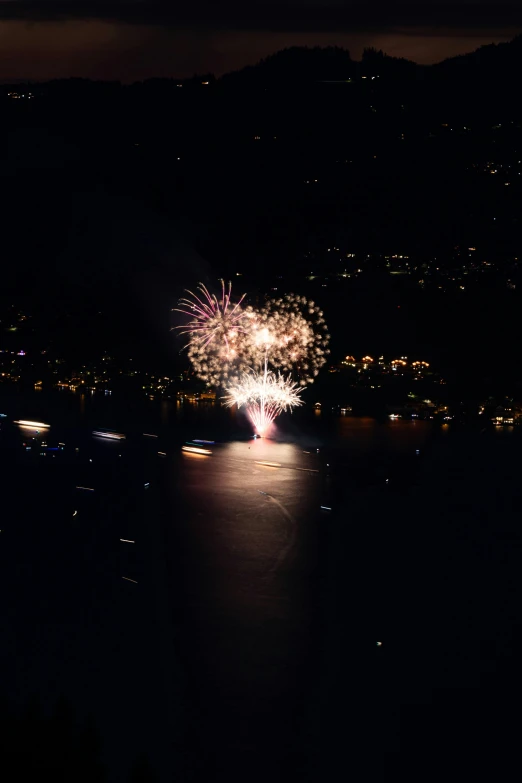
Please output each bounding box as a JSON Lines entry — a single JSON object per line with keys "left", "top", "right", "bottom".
{"left": 14, "top": 420, "right": 50, "bottom": 429}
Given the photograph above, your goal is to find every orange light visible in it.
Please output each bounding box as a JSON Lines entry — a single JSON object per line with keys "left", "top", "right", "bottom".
{"left": 14, "top": 419, "right": 50, "bottom": 428}
{"left": 182, "top": 446, "right": 212, "bottom": 455}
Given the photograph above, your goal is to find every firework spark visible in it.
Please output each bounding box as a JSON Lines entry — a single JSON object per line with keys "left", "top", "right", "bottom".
{"left": 175, "top": 282, "right": 329, "bottom": 434}
{"left": 174, "top": 280, "right": 247, "bottom": 349}
{"left": 173, "top": 281, "right": 250, "bottom": 385}
{"left": 223, "top": 365, "right": 303, "bottom": 436}
{"left": 244, "top": 294, "right": 330, "bottom": 385}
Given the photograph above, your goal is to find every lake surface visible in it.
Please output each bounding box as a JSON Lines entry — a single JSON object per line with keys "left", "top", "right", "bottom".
{"left": 2, "top": 390, "right": 521, "bottom": 780}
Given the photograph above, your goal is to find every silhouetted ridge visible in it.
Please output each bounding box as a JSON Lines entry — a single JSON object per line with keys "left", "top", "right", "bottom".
{"left": 5, "top": 35, "right": 522, "bottom": 91}
{"left": 361, "top": 47, "right": 420, "bottom": 77}
{"left": 221, "top": 46, "right": 355, "bottom": 85}
{"left": 432, "top": 33, "right": 522, "bottom": 77}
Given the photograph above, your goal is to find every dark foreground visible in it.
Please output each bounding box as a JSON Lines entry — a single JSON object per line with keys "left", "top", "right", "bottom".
{"left": 318, "top": 425, "right": 522, "bottom": 779}
{"left": 1, "top": 407, "right": 522, "bottom": 780}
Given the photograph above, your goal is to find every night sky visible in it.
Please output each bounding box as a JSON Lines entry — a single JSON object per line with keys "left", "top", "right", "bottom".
{"left": 0, "top": 0, "right": 521, "bottom": 82}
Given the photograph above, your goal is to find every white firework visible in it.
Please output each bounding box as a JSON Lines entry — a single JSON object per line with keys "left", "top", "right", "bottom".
{"left": 223, "top": 366, "right": 303, "bottom": 436}
{"left": 173, "top": 280, "right": 250, "bottom": 385}
{"left": 244, "top": 294, "right": 330, "bottom": 385}
{"left": 174, "top": 283, "right": 329, "bottom": 432}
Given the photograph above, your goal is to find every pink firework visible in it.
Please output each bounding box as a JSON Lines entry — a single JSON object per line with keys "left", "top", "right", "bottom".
{"left": 173, "top": 280, "right": 251, "bottom": 385}
{"left": 174, "top": 280, "right": 247, "bottom": 351}
{"left": 246, "top": 400, "right": 282, "bottom": 438}
{"left": 223, "top": 362, "right": 303, "bottom": 437}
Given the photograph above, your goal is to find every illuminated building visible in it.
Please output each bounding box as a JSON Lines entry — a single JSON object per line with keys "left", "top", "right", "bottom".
{"left": 492, "top": 401, "right": 522, "bottom": 426}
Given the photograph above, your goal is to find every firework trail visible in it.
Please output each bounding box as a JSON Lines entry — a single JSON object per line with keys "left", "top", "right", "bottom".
{"left": 223, "top": 360, "right": 303, "bottom": 436}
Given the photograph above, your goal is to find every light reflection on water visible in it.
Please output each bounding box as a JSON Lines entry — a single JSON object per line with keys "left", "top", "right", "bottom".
{"left": 3, "top": 390, "right": 519, "bottom": 779}
{"left": 170, "top": 430, "right": 326, "bottom": 773}
{"left": 5, "top": 387, "right": 518, "bottom": 470}
{"left": 0, "top": 387, "right": 436, "bottom": 452}
{"left": 333, "top": 415, "right": 432, "bottom": 454}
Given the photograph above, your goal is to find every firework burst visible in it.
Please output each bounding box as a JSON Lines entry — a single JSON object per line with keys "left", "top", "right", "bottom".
{"left": 175, "top": 281, "right": 329, "bottom": 434}
{"left": 244, "top": 294, "right": 330, "bottom": 385}
{"left": 223, "top": 366, "right": 303, "bottom": 436}
{"left": 173, "top": 281, "right": 250, "bottom": 385}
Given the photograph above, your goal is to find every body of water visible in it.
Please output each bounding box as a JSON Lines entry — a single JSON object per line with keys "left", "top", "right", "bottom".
{"left": 1, "top": 389, "right": 521, "bottom": 779}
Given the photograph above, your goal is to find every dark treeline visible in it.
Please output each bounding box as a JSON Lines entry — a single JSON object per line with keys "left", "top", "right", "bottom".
{"left": 4, "top": 34, "right": 522, "bottom": 91}
{"left": 0, "top": 695, "right": 157, "bottom": 782}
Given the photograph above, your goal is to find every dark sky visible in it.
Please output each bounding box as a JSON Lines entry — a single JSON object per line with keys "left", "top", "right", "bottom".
{"left": 0, "top": 1, "right": 521, "bottom": 81}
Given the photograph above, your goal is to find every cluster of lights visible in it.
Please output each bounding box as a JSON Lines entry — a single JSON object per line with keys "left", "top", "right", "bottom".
{"left": 342, "top": 356, "right": 430, "bottom": 371}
